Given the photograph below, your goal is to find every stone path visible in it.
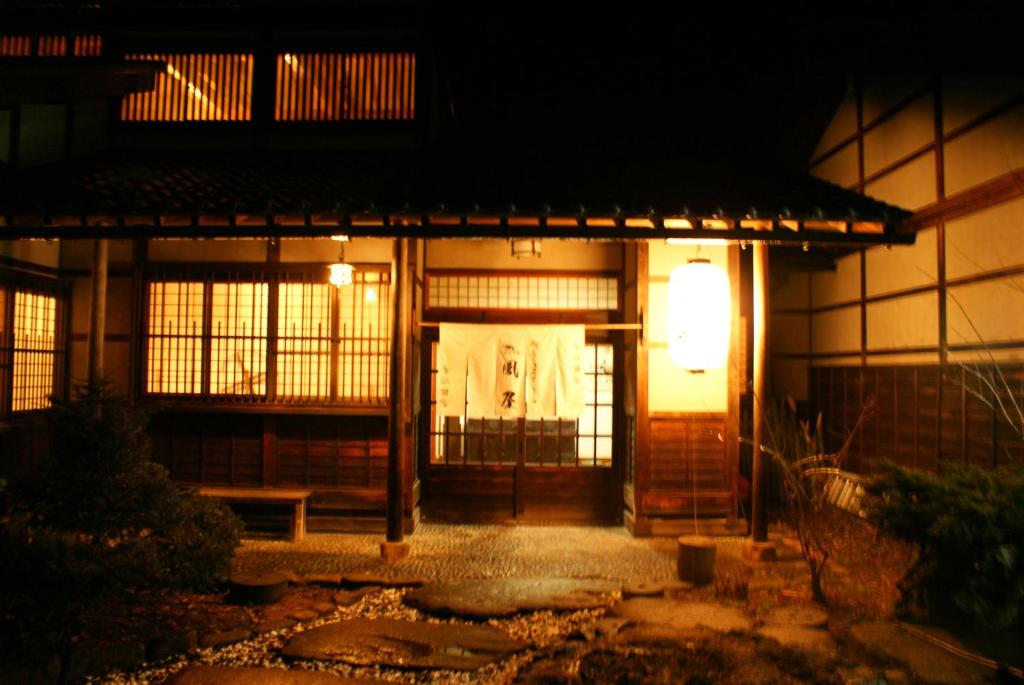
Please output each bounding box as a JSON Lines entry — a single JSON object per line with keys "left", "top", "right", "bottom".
{"left": 280, "top": 617, "right": 528, "bottom": 670}
{"left": 609, "top": 597, "right": 752, "bottom": 633}
{"left": 84, "top": 526, "right": 1001, "bottom": 684}
{"left": 404, "top": 577, "right": 620, "bottom": 618}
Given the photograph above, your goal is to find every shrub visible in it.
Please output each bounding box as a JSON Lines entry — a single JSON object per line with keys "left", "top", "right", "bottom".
{"left": 34, "top": 381, "right": 243, "bottom": 592}
{"left": 864, "top": 460, "right": 1024, "bottom": 629}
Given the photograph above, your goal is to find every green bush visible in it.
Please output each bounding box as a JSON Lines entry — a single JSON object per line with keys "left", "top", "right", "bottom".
{"left": 864, "top": 460, "right": 1024, "bottom": 629}
{"left": 32, "top": 381, "right": 243, "bottom": 592}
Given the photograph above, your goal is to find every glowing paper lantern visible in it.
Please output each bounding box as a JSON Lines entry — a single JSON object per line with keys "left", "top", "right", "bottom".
{"left": 667, "top": 258, "right": 730, "bottom": 372}
{"left": 327, "top": 261, "right": 354, "bottom": 287}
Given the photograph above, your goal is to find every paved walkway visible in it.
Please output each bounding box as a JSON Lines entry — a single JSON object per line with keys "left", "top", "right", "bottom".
{"left": 233, "top": 523, "right": 745, "bottom": 583}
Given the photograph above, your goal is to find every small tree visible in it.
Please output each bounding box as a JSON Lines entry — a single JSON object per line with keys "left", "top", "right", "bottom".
{"left": 754, "top": 395, "right": 875, "bottom": 604}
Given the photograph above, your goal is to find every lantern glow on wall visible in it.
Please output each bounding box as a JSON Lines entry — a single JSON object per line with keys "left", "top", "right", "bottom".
{"left": 667, "top": 258, "right": 730, "bottom": 372}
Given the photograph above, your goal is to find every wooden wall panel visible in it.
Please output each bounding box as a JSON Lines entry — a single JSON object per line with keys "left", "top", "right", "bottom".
{"left": 520, "top": 467, "right": 616, "bottom": 523}
{"left": 420, "top": 465, "right": 515, "bottom": 522}
{"left": 643, "top": 414, "right": 730, "bottom": 518}
{"left": 810, "top": 364, "right": 1024, "bottom": 471}
{"left": 942, "top": 75, "right": 1024, "bottom": 133}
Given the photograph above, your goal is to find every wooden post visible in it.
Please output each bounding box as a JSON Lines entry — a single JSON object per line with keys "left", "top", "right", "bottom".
{"left": 382, "top": 237, "right": 410, "bottom": 561}
{"left": 87, "top": 238, "right": 108, "bottom": 387}
{"left": 751, "top": 242, "right": 769, "bottom": 543}
{"left": 726, "top": 244, "right": 742, "bottom": 532}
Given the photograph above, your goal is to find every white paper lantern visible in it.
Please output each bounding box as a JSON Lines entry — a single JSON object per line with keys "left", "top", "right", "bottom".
{"left": 667, "top": 258, "right": 730, "bottom": 372}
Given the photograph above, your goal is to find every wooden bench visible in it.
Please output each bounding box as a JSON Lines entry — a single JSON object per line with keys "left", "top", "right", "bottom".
{"left": 196, "top": 487, "right": 312, "bottom": 542}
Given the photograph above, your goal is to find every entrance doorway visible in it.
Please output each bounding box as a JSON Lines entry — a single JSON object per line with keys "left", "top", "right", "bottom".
{"left": 418, "top": 339, "right": 619, "bottom": 523}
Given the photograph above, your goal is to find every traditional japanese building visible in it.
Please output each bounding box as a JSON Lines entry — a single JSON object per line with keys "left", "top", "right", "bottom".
{"left": 2, "top": 3, "right": 1020, "bottom": 544}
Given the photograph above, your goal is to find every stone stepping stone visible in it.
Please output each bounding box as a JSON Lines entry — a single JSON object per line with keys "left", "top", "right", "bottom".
{"left": 341, "top": 572, "right": 425, "bottom": 589}
{"left": 333, "top": 588, "right": 376, "bottom": 607}
{"left": 756, "top": 625, "right": 836, "bottom": 655}
{"left": 255, "top": 618, "right": 297, "bottom": 634}
{"left": 849, "top": 622, "right": 990, "bottom": 685}
{"left": 199, "top": 629, "right": 253, "bottom": 649}
{"left": 762, "top": 605, "right": 829, "bottom": 629}
{"left": 305, "top": 573, "right": 343, "bottom": 586}
{"left": 280, "top": 617, "right": 527, "bottom": 671}
{"left": 167, "top": 664, "right": 380, "bottom": 684}
{"left": 404, "top": 577, "right": 620, "bottom": 618}
{"left": 610, "top": 598, "right": 752, "bottom": 633}
{"left": 622, "top": 581, "right": 664, "bottom": 598}
{"left": 227, "top": 572, "right": 289, "bottom": 605}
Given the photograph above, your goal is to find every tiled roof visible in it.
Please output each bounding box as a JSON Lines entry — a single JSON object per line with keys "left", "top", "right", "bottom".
{"left": 1, "top": 150, "right": 910, "bottom": 226}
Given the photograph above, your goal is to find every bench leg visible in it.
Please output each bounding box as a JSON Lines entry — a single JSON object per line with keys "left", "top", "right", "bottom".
{"left": 291, "top": 500, "right": 306, "bottom": 543}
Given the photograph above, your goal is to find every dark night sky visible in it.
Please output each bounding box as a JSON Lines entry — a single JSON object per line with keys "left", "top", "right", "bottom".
{"left": 425, "top": 5, "right": 1017, "bottom": 174}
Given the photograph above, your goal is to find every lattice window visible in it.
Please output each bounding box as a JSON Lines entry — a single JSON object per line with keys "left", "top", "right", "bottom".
{"left": 145, "top": 270, "right": 389, "bottom": 406}
{"left": 210, "top": 283, "right": 267, "bottom": 396}
{"left": 0, "top": 34, "right": 101, "bottom": 57}
{"left": 36, "top": 35, "right": 66, "bottom": 56}
{"left": 277, "top": 281, "right": 333, "bottom": 400}
{"left": 426, "top": 273, "right": 619, "bottom": 311}
{"left": 146, "top": 282, "right": 204, "bottom": 394}
{"left": 429, "top": 342, "right": 613, "bottom": 467}
{"left": 121, "top": 53, "right": 253, "bottom": 121}
{"left": 275, "top": 52, "right": 415, "bottom": 121}
{"left": 11, "top": 291, "right": 58, "bottom": 412}
{"left": 338, "top": 271, "right": 391, "bottom": 405}
{"left": 73, "top": 35, "right": 102, "bottom": 57}
{"left": 0, "top": 36, "right": 30, "bottom": 56}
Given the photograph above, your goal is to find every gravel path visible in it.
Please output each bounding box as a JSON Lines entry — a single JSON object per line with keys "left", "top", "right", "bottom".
{"left": 93, "top": 525, "right": 756, "bottom": 684}
{"left": 232, "top": 523, "right": 684, "bottom": 583}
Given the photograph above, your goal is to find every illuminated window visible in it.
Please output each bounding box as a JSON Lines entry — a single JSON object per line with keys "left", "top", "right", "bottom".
{"left": 146, "top": 282, "right": 205, "bottom": 394}
{"left": 429, "top": 342, "right": 613, "bottom": 467}
{"left": 338, "top": 270, "right": 391, "bottom": 404}
{"left": 275, "top": 52, "right": 416, "bottom": 121}
{"left": 145, "top": 269, "right": 389, "bottom": 406}
{"left": 0, "top": 36, "right": 31, "bottom": 56}
{"left": 277, "top": 282, "right": 332, "bottom": 400}
{"left": 426, "top": 273, "right": 619, "bottom": 311}
{"left": 0, "top": 34, "right": 101, "bottom": 57}
{"left": 72, "top": 35, "right": 102, "bottom": 57}
{"left": 0, "top": 284, "right": 63, "bottom": 415}
{"left": 210, "top": 283, "right": 268, "bottom": 396}
{"left": 121, "top": 53, "right": 253, "bottom": 121}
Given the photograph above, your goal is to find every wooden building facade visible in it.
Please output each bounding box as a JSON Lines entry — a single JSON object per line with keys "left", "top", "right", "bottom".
{"left": 8, "top": 7, "right": 1016, "bottom": 540}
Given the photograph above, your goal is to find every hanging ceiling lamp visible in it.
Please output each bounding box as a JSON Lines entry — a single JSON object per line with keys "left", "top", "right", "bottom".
{"left": 328, "top": 235, "right": 354, "bottom": 287}
{"left": 667, "top": 258, "right": 730, "bottom": 373}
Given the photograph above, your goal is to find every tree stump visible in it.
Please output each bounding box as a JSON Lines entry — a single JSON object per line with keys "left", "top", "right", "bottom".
{"left": 677, "top": 535, "right": 717, "bottom": 585}
{"left": 227, "top": 571, "right": 289, "bottom": 605}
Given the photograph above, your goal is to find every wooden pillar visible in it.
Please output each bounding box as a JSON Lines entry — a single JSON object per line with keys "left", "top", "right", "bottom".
{"left": 87, "top": 238, "right": 108, "bottom": 386}
{"left": 751, "top": 242, "right": 769, "bottom": 542}
{"left": 633, "top": 241, "right": 650, "bottom": 533}
{"left": 385, "top": 237, "right": 409, "bottom": 547}
{"left": 726, "top": 244, "right": 742, "bottom": 531}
